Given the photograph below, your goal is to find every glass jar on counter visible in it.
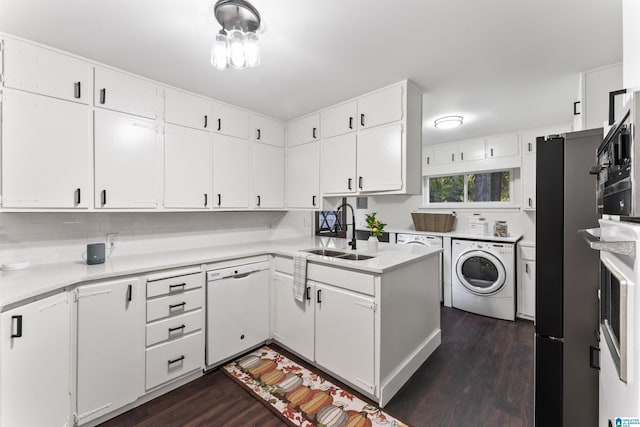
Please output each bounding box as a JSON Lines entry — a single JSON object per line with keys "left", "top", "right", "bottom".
{"left": 493, "top": 221, "right": 509, "bottom": 237}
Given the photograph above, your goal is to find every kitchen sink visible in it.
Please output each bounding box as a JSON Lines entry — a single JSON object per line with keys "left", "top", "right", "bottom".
{"left": 335, "top": 253, "right": 375, "bottom": 261}
{"left": 303, "top": 249, "right": 347, "bottom": 257}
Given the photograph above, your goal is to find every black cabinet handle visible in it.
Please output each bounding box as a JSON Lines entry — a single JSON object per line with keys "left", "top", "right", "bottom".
{"left": 490, "top": 148, "right": 494, "bottom": 157}
{"left": 74, "top": 82, "right": 81, "bottom": 99}
{"left": 169, "top": 283, "right": 186, "bottom": 290}
{"left": 461, "top": 152, "right": 464, "bottom": 161}
{"left": 217, "top": 118, "right": 221, "bottom": 131}
{"left": 168, "top": 324, "right": 186, "bottom": 333}
{"left": 217, "top": 194, "right": 221, "bottom": 207}
{"left": 168, "top": 355, "right": 185, "bottom": 365}
{"left": 589, "top": 345, "right": 600, "bottom": 370}
{"left": 101, "top": 189, "right": 107, "bottom": 206}
{"left": 360, "top": 114, "right": 365, "bottom": 127}
{"left": 169, "top": 302, "right": 186, "bottom": 310}
{"left": 349, "top": 117, "right": 353, "bottom": 129}
{"left": 11, "top": 315, "right": 22, "bottom": 338}
{"left": 573, "top": 101, "right": 580, "bottom": 116}
{"left": 75, "top": 188, "right": 81, "bottom": 205}
{"left": 126, "top": 284, "right": 132, "bottom": 302}
{"left": 204, "top": 115, "right": 208, "bottom": 129}
{"left": 317, "top": 289, "right": 322, "bottom": 304}
{"left": 257, "top": 129, "right": 261, "bottom": 140}
{"left": 99, "top": 88, "right": 106, "bottom": 104}
{"left": 528, "top": 142, "right": 532, "bottom": 152}
{"left": 528, "top": 197, "right": 533, "bottom": 207}
{"left": 358, "top": 176, "right": 363, "bottom": 190}
{"left": 608, "top": 89, "right": 627, "bottom": 125}
{"left": 312, "top": 127, "right": 317, "bottom": 139}
{"left": 451, "top": 153, "right": 455, "bottom": 162}
{"left": 525, "top": 263, "right": 529, "bottom": 274}
{"left": 257, "top": 195, "right": 261, "bottom": 206}
{"left": 348, "top": 178, "right": 352, "bottom": 190}
{"left": 204, "top": 194, "right": 208, "bottom": 207}
{"left": 426, "top": 156, "right": 430, "bottom": 165}
{"left": 312, "top": 195, "right": 316, "bottom": 206}
{"left": 306, "top": 286, "right": 311, "bottom": 300}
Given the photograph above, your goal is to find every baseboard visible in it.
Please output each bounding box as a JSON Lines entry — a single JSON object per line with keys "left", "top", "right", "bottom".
{"left": 378, "top": 328, "right": 442, "bottom": 407}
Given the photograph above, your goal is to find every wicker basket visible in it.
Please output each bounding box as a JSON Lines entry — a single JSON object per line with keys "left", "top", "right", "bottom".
{"left": 411, "top": 212, "right": 456, "bottom": 232}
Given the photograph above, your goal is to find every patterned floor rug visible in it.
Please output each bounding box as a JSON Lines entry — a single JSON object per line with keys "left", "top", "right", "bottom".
{"left": 223, "top": 345, "right": 410, "bottom": 427}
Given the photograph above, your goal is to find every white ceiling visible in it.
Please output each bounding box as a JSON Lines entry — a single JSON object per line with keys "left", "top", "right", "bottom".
{"left": 0, "top": 0, "right": 622, "bottom": 144}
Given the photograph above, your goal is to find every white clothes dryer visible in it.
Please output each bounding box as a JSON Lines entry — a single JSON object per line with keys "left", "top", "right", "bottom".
{"left": 451, "top": 239, "right": 516, "bottom": 321}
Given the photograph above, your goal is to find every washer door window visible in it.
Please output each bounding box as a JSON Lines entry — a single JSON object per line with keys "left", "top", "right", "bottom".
{"left": 456, "top": 250, "right": 506, "bottom": 295}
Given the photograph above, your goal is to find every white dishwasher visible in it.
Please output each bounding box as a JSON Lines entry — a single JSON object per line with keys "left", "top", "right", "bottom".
{"left": 206, "top": 260, "right": 270, "bottom": 367}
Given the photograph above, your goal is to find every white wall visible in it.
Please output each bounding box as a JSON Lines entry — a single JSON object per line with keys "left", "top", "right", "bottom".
{"left": 623, "top": 0, "right": 640, "bottom": 88}
{"left": 0, "top": 211, "right": 312, "bottom": 266}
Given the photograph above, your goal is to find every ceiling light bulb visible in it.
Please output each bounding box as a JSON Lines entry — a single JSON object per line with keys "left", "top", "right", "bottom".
{"left": 228, "top": 26, "right": 247, "bottom": 69}
{"left": 434, "top": 116, "right": 464, "bottom": 129}
{"left": 245, "top": 31, "right": 260, "bottom": 67}
{"left": 211, "top": 30, "right": 229, "bottom": 70}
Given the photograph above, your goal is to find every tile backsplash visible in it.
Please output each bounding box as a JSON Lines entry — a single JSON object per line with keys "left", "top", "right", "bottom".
{"left": 0, "top": 211, "right": 311, "bottom": 265}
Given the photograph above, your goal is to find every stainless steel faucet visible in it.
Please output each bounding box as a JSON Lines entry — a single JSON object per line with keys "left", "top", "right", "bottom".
{"left": 336, "top": 203, "right": 357, "bottom": 249}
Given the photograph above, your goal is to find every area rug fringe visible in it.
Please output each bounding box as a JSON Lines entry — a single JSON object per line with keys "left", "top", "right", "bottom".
{"left": 223, "top": 346, "right": 410, "bottom": 427}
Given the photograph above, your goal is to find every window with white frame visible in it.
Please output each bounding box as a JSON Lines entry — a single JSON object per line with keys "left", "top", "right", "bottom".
{"left": 427, "top": 170, "right": 512, "bottom": 204}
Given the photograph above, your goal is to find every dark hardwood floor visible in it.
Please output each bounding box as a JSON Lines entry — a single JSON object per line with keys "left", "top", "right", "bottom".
{"left": 100, "top": 307, "right": 534, "bottom": 427}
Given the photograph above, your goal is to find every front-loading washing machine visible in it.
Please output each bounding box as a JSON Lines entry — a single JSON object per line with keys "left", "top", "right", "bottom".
{"left": 451, "top": 239, "right": 516, "bottom": 321}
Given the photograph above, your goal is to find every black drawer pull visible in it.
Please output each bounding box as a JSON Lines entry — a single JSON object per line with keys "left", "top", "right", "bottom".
{"left": 306, "top": 286, "right": 311, "bottom": 300}
{"left": 99, "top": 88, "right": 106, "bottom": 104}
{"left": 168, "top": 355, "right": 185, "bottom": 365}
{"left": 75, "top": 188, "right": 81, "bottom": 205}
{"left": 358, "top": 176, "right": 363, "bottom": 190}
{"left": 312, "top": 195, "right": 316, "bottom": 206}
{"left": 217, "top": 194, "right": 221, "bottom": 206}
{"left": 169, "top": 283, "right": 186, "bottom": 290}
{"left": 312, "top": 127, "right": 317, "bottom": 139}
{"left": 204, "top": 115, "right": 208, "bottom": 128}
{"left": 257, "top": 129, "right": 261, "bottom": 140}
{"left": 317, "top": 289, "right": 322, "bottom": 303}
{"left": 257, "top": 195, "right": 261, "bottom": 206}
{"left": 168, "top": 324, "right": 186, "bottom": 333}
{"left": 204, "top": 193, "right": 208, "bottom": 207}
{"left": 217, "top": 118, "right": 222, "bottom": 131}
{"left": 528, "top": 142, "right": 532, "bottom": 152}
{"left": 101, "top": 189, "right": 107, "bottom": 206}
{"left": 347, "top": 178, "right": 352, "bottom": 190}
{"left": 349, "top": 116, "right": 353, "bottom": 129}
{"left": 490, "top": 148, "right": 494, "bottom": 157}
{"left": 74, "top": 82, "right": 81, "bottom": 99}
{"left": 360, "top": 114, "right": 365, "bottom": 127}
{"left": 169, "top": 302, "right": 186, "bottom": 310}
{"left": 126, "top": 284, "right": 132, "bottom": 302}
{"left": 573, "top": 101, "right": 580, "bottom": 116}
{"left": 11, "top": 315, "right": 22, "bottom": 338}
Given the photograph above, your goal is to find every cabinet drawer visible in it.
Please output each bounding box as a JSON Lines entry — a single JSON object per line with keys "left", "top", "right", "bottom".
{"left": 147, "top": 272, "right": 203, "bottom": 298}
{"left": 146, "top": 309, "right": 203, "bottom": 347}
{"left": 273, "top": 256, "right": 293, "bottom": 275}
{"left": 145, "top": 332, "right": 203, "bottom": 390}
{"left": 146, "top": 288, "right": 203, "bottom": 322}
{"left": 308, "top": 264, "right": 375, "bottom": 296}
{"left": 520, "top": 246, "right": 536, "bottom": 261}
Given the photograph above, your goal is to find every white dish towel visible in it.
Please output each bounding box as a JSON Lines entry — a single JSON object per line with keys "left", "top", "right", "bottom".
{"left": 293, "top": 251, "right": 311, "bottom": 302}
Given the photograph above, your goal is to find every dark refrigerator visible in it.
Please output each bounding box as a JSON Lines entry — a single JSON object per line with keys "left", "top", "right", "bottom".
{"left": 535, "top": 128, "right": 601, "bottom": 426}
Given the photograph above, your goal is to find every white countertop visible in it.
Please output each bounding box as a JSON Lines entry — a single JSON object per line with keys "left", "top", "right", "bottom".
{"left": 384, "top": 227, "right": 523, "bottom": 243}
{"left": 0, "top": 236, "right": 441, "bottom": 312}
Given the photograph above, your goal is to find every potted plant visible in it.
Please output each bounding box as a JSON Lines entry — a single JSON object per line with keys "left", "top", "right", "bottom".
{"left": 365, "top": 212, "right": 386, "bottom": 252}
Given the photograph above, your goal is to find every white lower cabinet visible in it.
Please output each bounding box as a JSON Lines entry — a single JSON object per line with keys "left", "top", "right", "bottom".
{"left": 0, "top": 293, "right": 71, "bottom": 427}
{"left": 518, "top": 243, "right": 536, "bottom": 320}
{"left": 314, "top": 282, "right": 376, "bottom": 394}
{"left": 75, "top": 278, "right": 144, "bottom": 425}
{"left": 271, "top": 272, "right": 315, "bottom": 361}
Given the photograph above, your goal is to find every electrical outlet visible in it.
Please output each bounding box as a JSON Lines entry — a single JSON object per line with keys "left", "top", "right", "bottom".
{"left": 106, "top": 233, "right": 118, "bottom": 252}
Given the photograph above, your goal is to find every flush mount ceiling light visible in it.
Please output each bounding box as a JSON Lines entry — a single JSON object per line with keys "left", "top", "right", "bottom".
{"left": 434, "top": 115, "right": 464, "bottom": 129}
{"left": 211, "top": 0, "right": 262, "bottom": 70}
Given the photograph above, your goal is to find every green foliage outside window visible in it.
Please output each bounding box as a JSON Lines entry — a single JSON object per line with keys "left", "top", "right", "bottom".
{"left": 429, "top": 171, "right": 511, "bottom": 203}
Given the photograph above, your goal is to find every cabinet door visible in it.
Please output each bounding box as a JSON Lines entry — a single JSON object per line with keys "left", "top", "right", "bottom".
{"left": 322, "top": 133, "right": 357, "bottom": 194}
{"left": 356, "top": 123, "right": 402, "bottom": 192}
{"left": 2, "top": 38, "right": 91, "bottom": 104}
{"left": 212, "top": 134, "right": 250, "bottom": 208}
{"left": 286, "top": 142, "right": 320, "bottom": 208}
{"left": 2, "top": 90, "right": 89, "bottom": 208}
{"left": 458, "top": 139, "right": 486, "bottom": 161}
{"left": 164, "top": 124, "right": 212, "bottom": 209}
{"left": 433, "top": 143, "right": 457, "bottom": 164}
{"left": 94, "top": 67, "right": 159, "bottom": 119}
{"left": 164, "top": 88, "right": 212, "bottom": 131}
{"left": 206, "top": 270, "right": 269, "bottom": 365}
{"left": 94, "top": 110, "right": 159, "bottom": 208}
{"left": 423, "top": 145, "right": 434, "bottom": 168}
{"left": 522, "top": 151, "right": 536, "bottom": 210}
{"left": 76, "top": 279, "right": 143, "bottom": 424}
{"left": 357, "top": 84, "right": 403, "bottom": 130}
{"left": 314, "top": 283, "right": 375, "bottom": 395}
{"left": 487, "top": 134, "right": 519, "bottom": 158}
{"left": 253, "top": 115, "right": 284, "bottom": 147}
{"left": 213, "top": 103, "right": 249, "bottom": 139}
{"left": 287, "top": 114, "right": 320, "bottom": 147}
{"left": 0, "top": 293, "right": 70, "bottom": 427}
{"left": 519, "top": 260, "right": 536, "bottom": 318}
{"left": 322, "top": 101, "right": 357, "bottom": 138}
{"left": 272, "top": 273, "right": 314, "bottom": 361}
{"left": 253, "top": 143, "right": 284, "bottom": 208}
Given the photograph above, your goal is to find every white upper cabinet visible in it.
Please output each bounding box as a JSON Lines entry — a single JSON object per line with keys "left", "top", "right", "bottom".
{"left": 1, "top": 90, "right": 89, "bottom": 208}
{"left": 94, "top": 109, "right": 160, "bottom": 209}
{"left": 164, "top": 88, "right": 213, "bottom": 131}
{"left": 486, "top": 134, "right": 519, "bottom": 158}
{"left": 253, "top": 143, "right": 285, "bottom": 208}
{"left": 322, "top": 133, "right": 357, "bottom": 194}
{"left": 286, "top": 141, "right": 320, "bottom": 208}
{"left": 458, "top": 139, "right": 486, "bottom": 162}
{"left": 212, "top": 134, "right": 250, "bottom": 208}
{"left": 94, "top": 67, "right": 160, "bottom": 119}
{"left": 213, "top": 102, "right": 249, "bottom": 139}
{"left": 357, "top": 84, "right": 403, "bottom": 129}
{"left": 287, "top": 114, "right": 320, "bottom": 146}
{"left": 357, "top": 123, "right": 403, "bottom": 192}
{"left": 2, "top": 38, "right": 91, "bottom": 104}
{"left": 322, "top": 101, "right": 357, "bottom": 138}
{"left": 423, "top": 145, "right": 434, "bottom": 168}
{"left": 253, "top": 115, "right": 284, "bottom": 146}
{"left": 164, "top": 124, "right": 212, "bottom": 209}
{"left": 574, "top": 63, "right": 623, "bottom": 131}
{"left": 432, "top": 143, "right": 458, "bottom": 165}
